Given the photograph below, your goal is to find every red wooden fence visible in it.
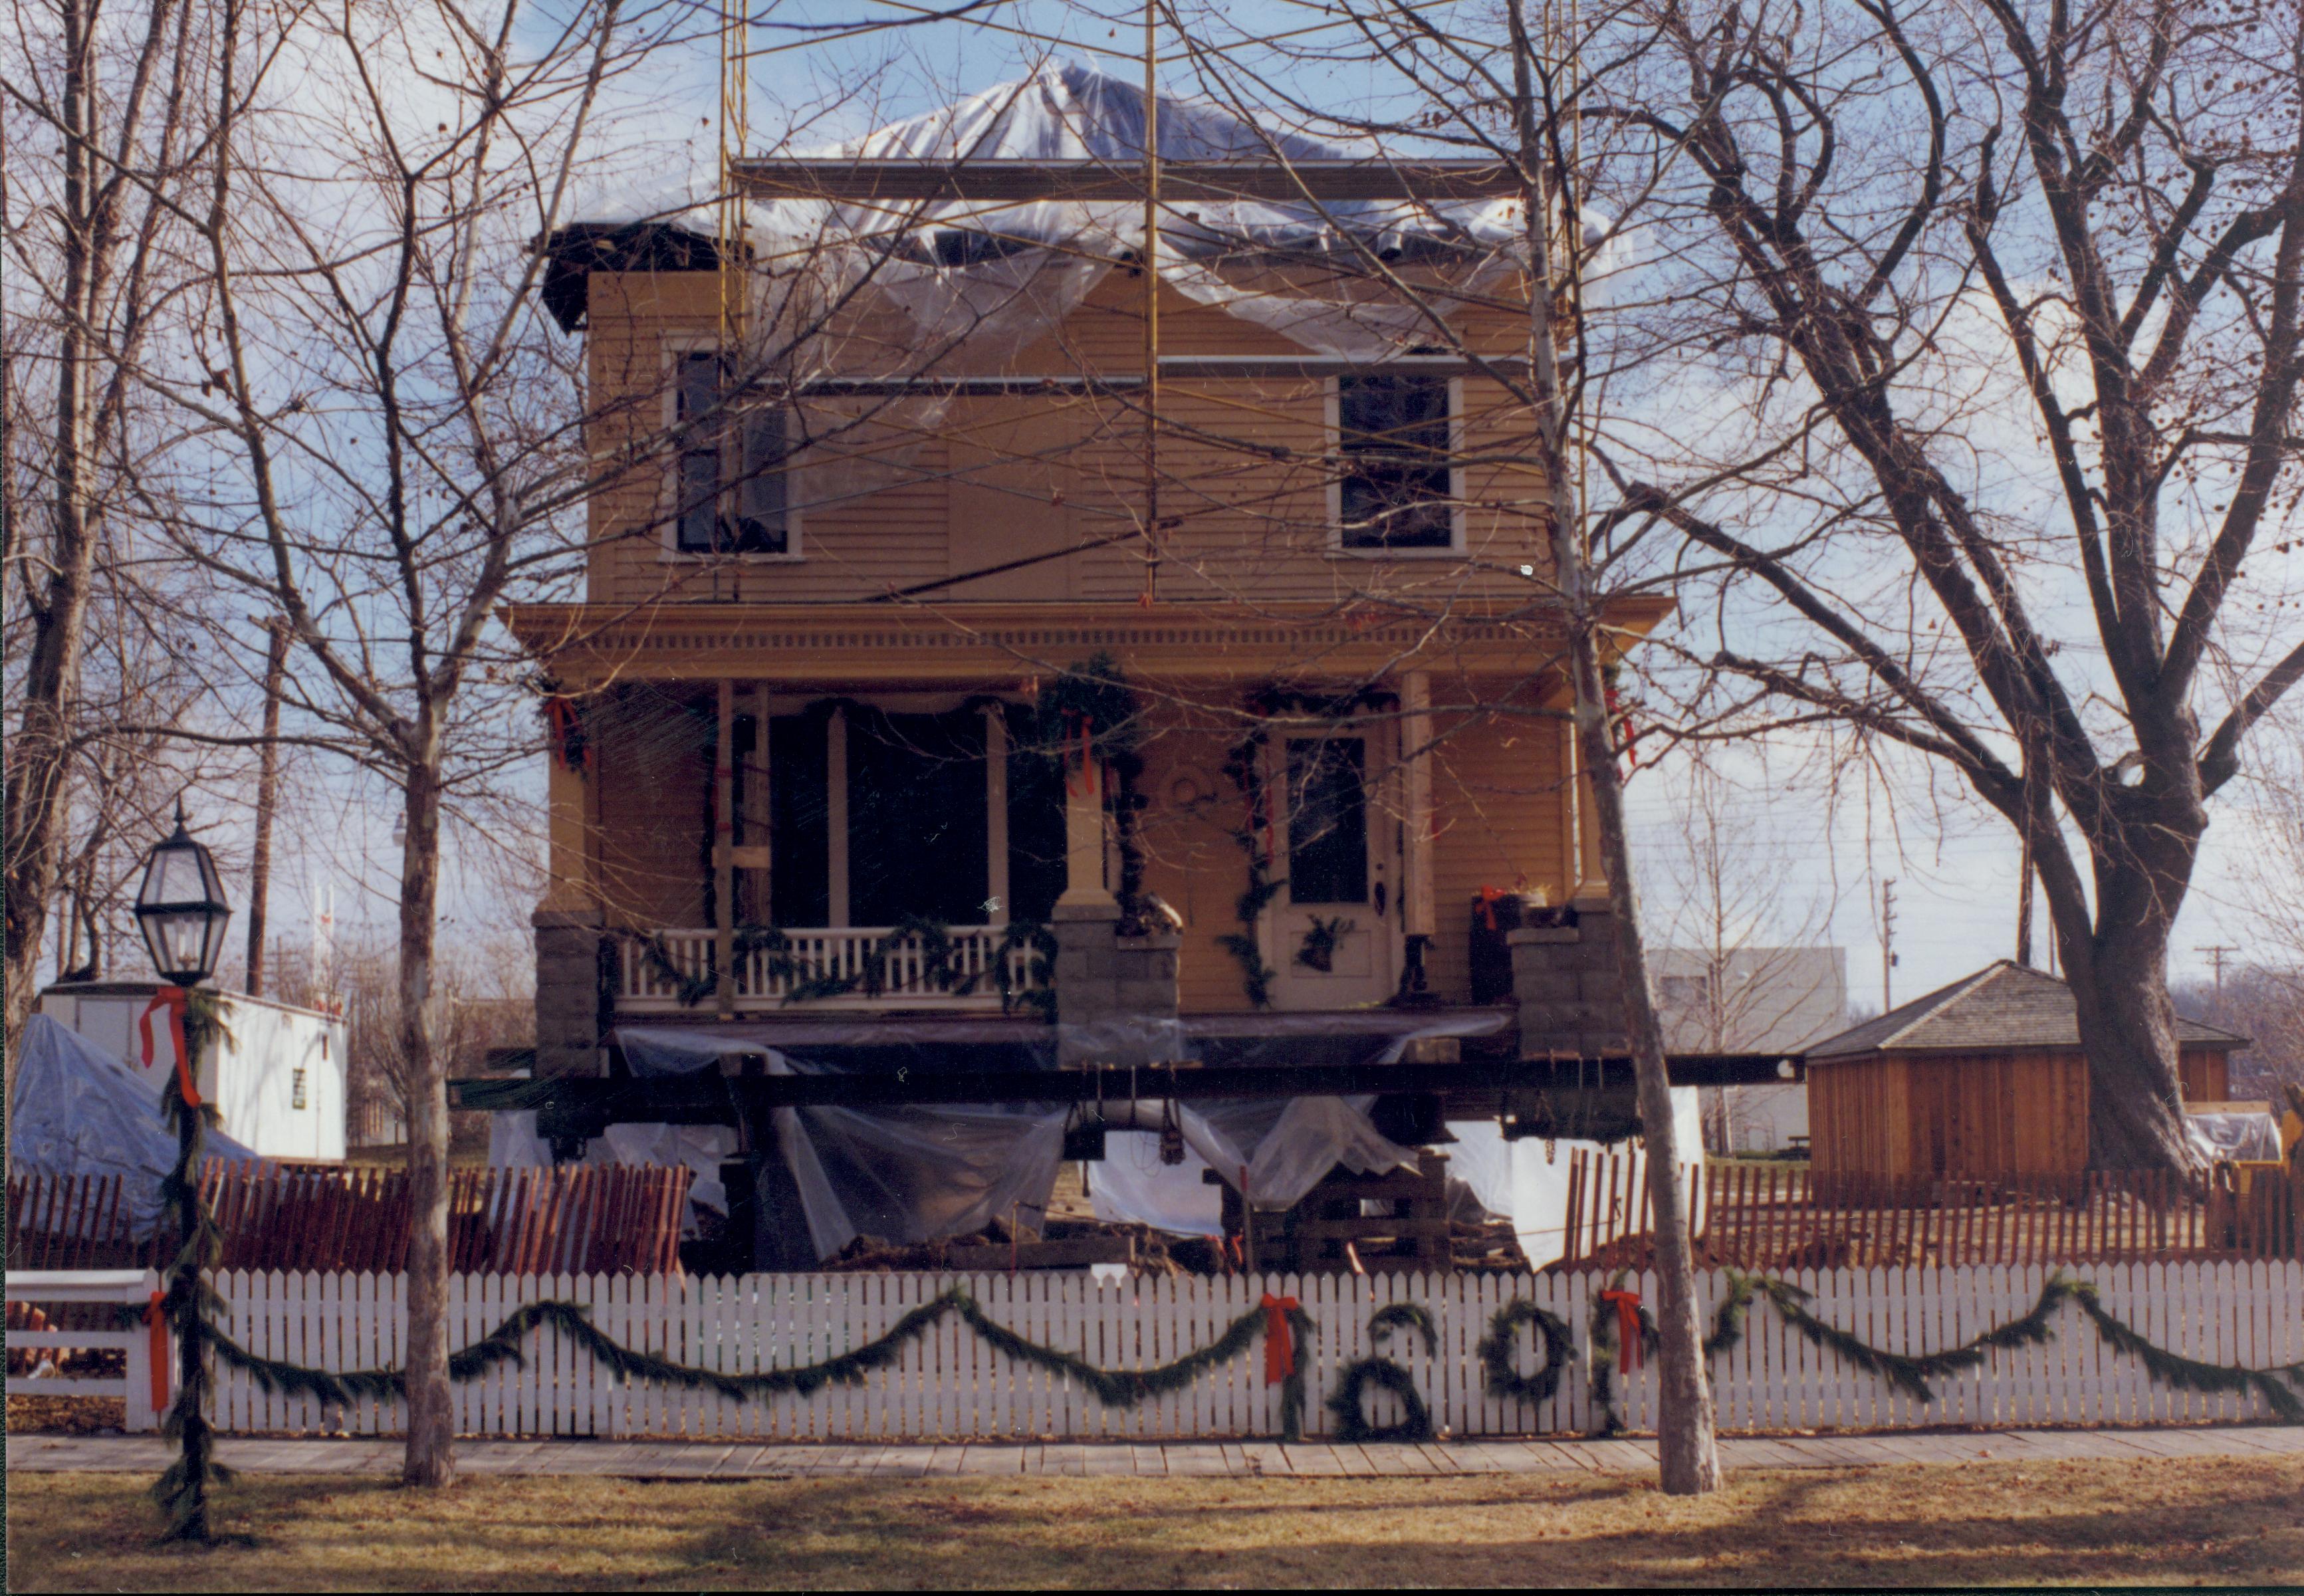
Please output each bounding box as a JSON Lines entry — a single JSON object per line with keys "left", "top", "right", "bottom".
{"left": 1559, "top": 1148, "right": 2303, "bottom": 1271}
{"left": 6, "top": 1165, "right": 691, "bottom": 1277}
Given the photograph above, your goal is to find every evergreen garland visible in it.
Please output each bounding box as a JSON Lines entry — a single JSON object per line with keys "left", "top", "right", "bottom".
{"left": 1216, "top": 725, "right": 1284, "bottom": 1008}
{"left": 1327, "top": 1304, "right": 1438, "bottom": 1443}
{"left": 1369, "top": 1302, "right": 1439, "bottom": 1357}
{"left": 1698, "top": 1270, "right": 2304, "bottom": 1418}
{"left": 1477, "top": 1298, "right": 1575, "bottom": 1407}
{"left": 1326, "top": 1358, "right": 1435, "bottom": 1444}
{"left": 1024, "top": 654, "right": 1152, "bottom": 931}
{"left": 1583, "top": 1272, "right": 1661, "bottom": 1438}
{"left": 153, "top": 1025, "right": 230, "bottom": 1543}
{"left": 179, "top": 1287, "right": 1320, "bottom": 1463}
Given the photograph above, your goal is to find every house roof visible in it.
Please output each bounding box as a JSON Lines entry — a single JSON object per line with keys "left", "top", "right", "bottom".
{"left": 1807, "top": 961, "right": 2249, "bottom": 1060}
{"left": 541, "top": 62, "right": 1535, "bottom": 349}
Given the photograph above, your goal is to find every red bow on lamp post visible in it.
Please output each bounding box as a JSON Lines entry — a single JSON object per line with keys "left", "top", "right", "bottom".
{"left": 137, "top": 986, "right": 201, "bottom": 1109}
{"left": 1260, "top": 1293, "right": 1300, "bottom": 1385}
{"left": 1598, "top": 1288, "right": 1644, "bottom": 1374}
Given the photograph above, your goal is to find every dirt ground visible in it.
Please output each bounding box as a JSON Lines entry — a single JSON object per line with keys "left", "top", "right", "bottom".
{"left": 7, "top": 1455, "right": 2299, "bottom": 1589}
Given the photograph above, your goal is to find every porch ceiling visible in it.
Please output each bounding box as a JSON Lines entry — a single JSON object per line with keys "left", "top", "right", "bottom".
{"left": 501, "top": 597, "right": 1672, "bottom": 686}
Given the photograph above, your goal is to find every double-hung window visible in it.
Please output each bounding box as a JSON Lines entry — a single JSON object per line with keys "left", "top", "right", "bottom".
{"left": 673, "top": 350, "right": 792, "bottom": 556}
{"left": 1335, "top": 374, "right": 1456, "bottom": 551}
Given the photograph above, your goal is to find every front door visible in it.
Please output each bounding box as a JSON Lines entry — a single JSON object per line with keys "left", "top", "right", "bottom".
{"left": 1266, "top": 728, "right": 1399, "bottom": 1009}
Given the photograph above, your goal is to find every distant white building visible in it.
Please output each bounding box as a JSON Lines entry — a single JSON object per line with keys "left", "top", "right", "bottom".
{"left": 38, "top": 980, "right": 348, "bottom": 1162}
{"left": 1651, "top": 947, "right": 1847, "bottom": 1155}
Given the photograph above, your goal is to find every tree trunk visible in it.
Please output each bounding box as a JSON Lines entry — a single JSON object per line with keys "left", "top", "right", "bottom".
{"left": 398, "top": 758, "right": 454, "bottom": 1487}
{"left": 5, "top": 0, "right": 100, "bottom": 1113}
{"left": 1508, "top": 0, "right": 1719, "bottom": 1488}
{"left": 243, "top": 618, "right": 288, "bottom": 995}
{"left": 2061, "top": 900, "right": 2197, "bottom": 1173}
{"left": 1571, "top": 648, "right": 1724, "bottom": 1495}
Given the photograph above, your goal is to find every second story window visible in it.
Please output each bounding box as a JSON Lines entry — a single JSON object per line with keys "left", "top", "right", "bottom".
{"left": 674, "top": 350, "right": 792, "bottom": 556}
{"left": 1335, "top": 374, "right": 1456, "bottom": 551}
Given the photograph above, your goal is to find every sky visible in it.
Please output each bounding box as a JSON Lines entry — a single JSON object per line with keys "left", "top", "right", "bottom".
{"left": 143, "top": 0, "right": 2295, "bottom": 1012}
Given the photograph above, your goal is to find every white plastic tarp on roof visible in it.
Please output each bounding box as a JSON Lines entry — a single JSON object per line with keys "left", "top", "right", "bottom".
{"left": 721, "top": 62, "right": 1526, "bottom": 373}
{"left": 7, "top": 1014, "right": 257, "bottom": 1238}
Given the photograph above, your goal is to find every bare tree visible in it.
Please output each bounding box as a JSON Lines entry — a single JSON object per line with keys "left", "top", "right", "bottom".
{"left": 3, "top": 0, "right": 223, "bottom": 1096}
{"left": 1147, "top": 0, "right": 1722, "bottom": 1494}
{"left": 156, "top": 0, "right": 645, "bottom": 1486}
{"left": 1589, "top": 0, "right": 2304, "bottom": 1173}
{"left": 1641, "top": 758, "right": 1844, "bottom": 1150}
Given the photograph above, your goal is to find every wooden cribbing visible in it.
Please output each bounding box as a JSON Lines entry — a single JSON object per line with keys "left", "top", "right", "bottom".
{"left": 6, "top": 1165, "right": 693, "bottom": 1276}
{"left": 1557, "top": 1147, "right": 2301, "bottom": 1272}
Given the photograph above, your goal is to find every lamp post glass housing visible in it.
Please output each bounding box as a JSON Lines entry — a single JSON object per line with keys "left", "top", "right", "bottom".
{"left": 136, "top": 810, "right": 233, "bottom": 986}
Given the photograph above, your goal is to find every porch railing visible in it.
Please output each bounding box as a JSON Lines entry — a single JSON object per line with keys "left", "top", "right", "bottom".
{"left": 618, "top": 925, "right": 1044, "bottom": 1012}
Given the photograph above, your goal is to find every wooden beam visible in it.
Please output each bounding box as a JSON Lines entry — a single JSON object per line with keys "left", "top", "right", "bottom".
{"left": 731, "top": 158, "right": 1523, "bottom": 205}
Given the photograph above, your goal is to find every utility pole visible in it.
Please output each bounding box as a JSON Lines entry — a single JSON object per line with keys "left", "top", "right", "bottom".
{"left": 2198, "top": 944, "right": 2238, "bottom": 1008}
{"left": 1880, "top": 878, "right": 1898, "bottom": 1010}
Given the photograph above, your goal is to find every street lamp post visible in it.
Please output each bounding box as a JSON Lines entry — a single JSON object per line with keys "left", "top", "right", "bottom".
{"left": 134, "top": 800, "right": 233, "bottom": 991}
{"left": 133, "top": 800, "right": 231, "bottom": 1543}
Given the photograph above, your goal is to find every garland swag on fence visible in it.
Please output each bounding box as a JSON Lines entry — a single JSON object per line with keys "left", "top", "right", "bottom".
{"left": 199, "top": 1288, "right": 1321, "bottom": 1442}
{"left": 1699, "top": 1270, "right": 2304, "bottom": 1419}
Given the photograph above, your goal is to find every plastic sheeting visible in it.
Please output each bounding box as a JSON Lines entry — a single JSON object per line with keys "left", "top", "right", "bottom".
{"left": 1440, "top": 1089, "right": 1706, "bottom": 1270}
{"left": 2188, "top": 1110, "right": 2286, "bottom": 1164}
{"left": 1080, "top": 1093, "right": 1421, "bottom": 1235}
{"left": 711, "top": 62, "right": 1527, "bottom": 379}
{"left": 7, "top": 1014, "right": 257, "bottom": 1238}
{"left": 489, "top": 1109, "right": 737, "bottom": 1230}
{"left": 1090, "top": 1131, "right": 1223, "bottom": 1236}
{"left": 615, "top": 1027, "right": 1065, "bottom": 1260}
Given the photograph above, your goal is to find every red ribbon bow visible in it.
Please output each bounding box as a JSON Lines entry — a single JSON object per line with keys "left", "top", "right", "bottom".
{"left": 138, "top": 986, "right": 200, "bottom": 1108}
{"left": 1598, "top": 1288, "right": 1643, "bottom": 1374}
{"left": 544, "top": 695, "right": 586, "bottom": 771}
{"left": 143, "top": 1289, "right": 170, "bottom": 1413}
{"left": 1476, "top": 885, "right": 1506, "bottom": 931}
{"left": 1260, "top": 1294, "right": 1299, "bottom": 1385}
{"left": 1065, "top": 713, "right": 1097, "bottom": 799}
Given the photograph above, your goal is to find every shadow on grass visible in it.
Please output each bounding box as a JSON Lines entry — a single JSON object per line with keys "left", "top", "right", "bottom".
{"left": 6, "top": 1457, "right": 2299, "bottom": 1591}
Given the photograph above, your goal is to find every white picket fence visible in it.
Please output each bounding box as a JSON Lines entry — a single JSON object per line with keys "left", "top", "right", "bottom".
{"left": 200, "top": 1262, "right": 2304, "bottom": 1441}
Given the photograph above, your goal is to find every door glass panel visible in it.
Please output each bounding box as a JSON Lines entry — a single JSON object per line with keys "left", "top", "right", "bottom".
{"left": 1286, "top": 737, "right": 1368, "bottom": 905}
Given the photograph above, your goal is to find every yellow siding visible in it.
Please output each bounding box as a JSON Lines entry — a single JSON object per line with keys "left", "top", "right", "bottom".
{"left": 580, "top": 269, "right": 1555, "bottom": 612}
{"left": 1424, "top": 684, "right": 1573, "bottom": 1001}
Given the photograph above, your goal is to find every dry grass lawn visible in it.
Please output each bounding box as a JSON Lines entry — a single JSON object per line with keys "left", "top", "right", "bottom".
{"left": 7, "top": 1456, "right": 2300, "bottom": 1589}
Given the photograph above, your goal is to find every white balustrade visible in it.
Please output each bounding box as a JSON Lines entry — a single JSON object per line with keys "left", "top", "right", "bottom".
{"left": 618, "top": 925, "right": 1044, "bottom": 1012}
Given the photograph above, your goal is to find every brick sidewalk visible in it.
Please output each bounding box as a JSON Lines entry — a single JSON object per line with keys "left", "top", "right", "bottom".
{"left": 9, "top": 1425, "right": 2301, "bottom": 1480}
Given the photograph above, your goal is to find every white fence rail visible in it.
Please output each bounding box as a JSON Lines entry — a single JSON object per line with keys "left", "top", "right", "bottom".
{"left": 6, "top": 1269, "right": 166, "bottom": 1431}
{"left": 619, "top": 926, "right": 1042, "bottom": 1012}
{"left": 203, "top": 1262, "right": 2304, "bottom": 1440}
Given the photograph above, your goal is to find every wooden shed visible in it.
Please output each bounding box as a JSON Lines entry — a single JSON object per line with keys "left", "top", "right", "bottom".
{"left": 1805, "top": 961, "right": 2247, "bottom": 1180}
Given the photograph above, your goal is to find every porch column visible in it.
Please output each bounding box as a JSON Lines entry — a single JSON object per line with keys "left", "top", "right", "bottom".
{"left": 1054, "top": 754, "right": 1117, "bottom": 915}
{"left": 714, "top": 679, "right": 736, "bottom": 1018}
{"left": 1396, "top": 670, "right": 1439, "bottom": 1002}
{"left": 534, "top": 694, "right": 603, "bottom": 1078}
{"left": 1399, "top": 671, "right": 1436, "bottom": 941}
